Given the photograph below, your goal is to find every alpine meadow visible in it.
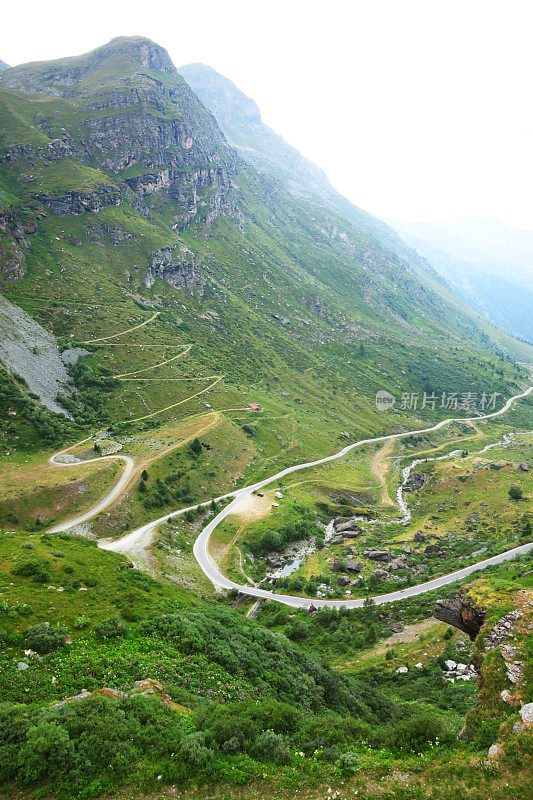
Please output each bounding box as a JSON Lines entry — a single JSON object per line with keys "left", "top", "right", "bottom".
{"left": 0, "top": 23, "right": 532, "bottom": 800}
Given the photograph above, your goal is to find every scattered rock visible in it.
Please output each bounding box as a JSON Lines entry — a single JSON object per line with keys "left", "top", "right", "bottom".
{"left": 345, "top": 560, "right": 362, "bottom": 574}
{"left": 364, "top": 549, "right": 395, "bottom": 563}
{"left": 506, "top": 662, "right": 524, "bottom": 685}
{"left": 433, "top": 592, "right": 486, "bottom": 639}
{"left": 389, "top": 623, "right": 404, "bottom": 634}
{"left": 519, "top": 703, "right": 533, "bottom": 723}
{"left": 487, "top": 743, "right": 502, "bottom": 760}
{"left": 51, "top": 691, "right": 91, "bottom": 709}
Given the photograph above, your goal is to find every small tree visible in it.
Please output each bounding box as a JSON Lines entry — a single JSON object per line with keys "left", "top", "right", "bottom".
{"left": 508, "top": 485, "right": 523, "bottom": 501}
{"left": 141, "top": 469, "right": 148, "bottom": 481}
{"left": 189, "top": 437, "right": 203, "bottom": 457}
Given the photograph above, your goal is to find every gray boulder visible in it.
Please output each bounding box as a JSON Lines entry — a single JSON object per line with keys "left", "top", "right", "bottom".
{"left": 364, "top": 549, "right": 395, "bottom": 562}
{"left": 345, "top": 560, "right": 362, "bottom": 574}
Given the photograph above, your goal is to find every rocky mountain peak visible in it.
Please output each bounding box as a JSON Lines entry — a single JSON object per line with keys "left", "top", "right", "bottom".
{"left": 0, "top": 36, "right": 176, "bottom": 96}
{"left": 97, "top": 36, "right": 177, "bottom": 75}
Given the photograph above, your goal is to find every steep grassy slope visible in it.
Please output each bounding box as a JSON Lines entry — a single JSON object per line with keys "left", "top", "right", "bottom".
{"left": 0, "top": 529, "right": 532, "bottom": 800}
{"left": 180, "top": 62, "right": 533, "bottom": 362}
{"left": 0, "top": 35, "right": 530, "bottom": 541}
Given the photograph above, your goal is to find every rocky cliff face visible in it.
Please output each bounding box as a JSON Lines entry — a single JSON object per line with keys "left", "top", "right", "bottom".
{"left": 0, "top": 37, "right": 242, "bottom": 285}
{"left": 433, "top": 592, "right": 486, "bottom": 640}
{"left": 0, "top": 38, "right": 238, "bottom": 180}
{"left": 0, "top": 208, "right": 38, "bottom": 283}
{"left": 145, "top": 242, "right": 200, "bottom": 292}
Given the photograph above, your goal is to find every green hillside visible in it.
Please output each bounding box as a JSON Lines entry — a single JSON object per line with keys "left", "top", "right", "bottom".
{"left": 0, "top": 36, "right": 532, "bottom": 800}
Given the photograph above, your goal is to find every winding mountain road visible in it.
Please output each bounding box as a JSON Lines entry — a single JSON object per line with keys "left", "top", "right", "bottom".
{"left": 48, "top": 442, "right": 135, "bottom": 533}
{"left": 190, "top": 385, "right": 533, "bottom": 607}
{"left": 52, "top": 386, "right": 532, "bottom": 607}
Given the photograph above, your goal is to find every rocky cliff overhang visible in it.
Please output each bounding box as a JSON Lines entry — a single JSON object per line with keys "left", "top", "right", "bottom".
{"left": 433, "top": 592, "right": 486, "bottom": 640}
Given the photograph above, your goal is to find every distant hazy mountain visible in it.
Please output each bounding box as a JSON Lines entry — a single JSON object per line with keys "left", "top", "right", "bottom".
{"left": 0, "top": 61, "right": 9, "bottom": 72}
{"left": 392, "top": 226, "right": 533, "bottom": 342}
{"left": 393, "top": 217, "right": 533, "bottom": 289}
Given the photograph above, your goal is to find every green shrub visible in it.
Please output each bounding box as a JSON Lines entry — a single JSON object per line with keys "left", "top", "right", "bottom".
{"left": 252, "top": 729, "right": 291, "bottom": 764}
{"left": 179, "top": 731, "right": 214, "bottom": 767}
{"left": 25, "top": 624, "right": 67, "bottom": 655}
{"left": 73, "top": 616, "right": 90, "bottom": 630}
{"left": 387, "top": 714, "right": 454, "bottom": 752}
{"left": 94, "top": 617, "right": 127, "bottom": 640}
{"left": 337, "top": 750, "right": 360, "bottom": 776}
{"left": 11, "top": 557, "right": 51, "bottom": 583}
{"left": 18, "top": 721, "right": 74, "bottom": 783}
{"left": 286, "top": 619, "right": 309, "bottom": 641}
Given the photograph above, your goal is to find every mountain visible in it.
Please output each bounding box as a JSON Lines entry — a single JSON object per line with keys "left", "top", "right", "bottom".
{"left": 0, "top": 38, "right": 532, "bottom": 800}
{"left": 393, "top": 220, "right": 533, "bottom": 341}
{"left": 179, "top": 62, "right": 416, "bottom": 254}
{"left": 0, "top": 60, "right": 9, "bottom": 72}
{"left": 179, "top": 62, "right": 342, "bottom": 205}
{"left": 393, "top": 217, "right": 533, "bottom": 289}
{"left": 179, "top": 63, "right": 533, "bottom": 348}
{"left": 0, "top": 37, "right": 529, "bottom": 454}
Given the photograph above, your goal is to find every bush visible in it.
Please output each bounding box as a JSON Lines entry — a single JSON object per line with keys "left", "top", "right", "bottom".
{"left": 286, "top": 619, "right": 309, "bottom": 641}
{"left": 179, "top": 731, "right": 214, "bottom": 767}
{"left": 189, "top": 438, "right": 203, "bottom": 457}
{"left": 18, "top": 721, "right": 74, "bottom": 783}
{"left": 337, "top": 751, "right": 360, "bottom": 776}
{"left": 386, "top": 714, "right": 454, "bottom": 752}
{"left": 508, "top": 485, "right": 523, "bottom": 500}
{"left": 11, "top": 557, "right": 51, "bottom": 583}
{"left": 25, "top": 623, "right": 67, "bottom": 655}
{"left": 73, "top": 616, "right": 90, "bottom": 630}
{"left": 94, "top": 617, "right": 127, "bottom": 640}
{"left": 252, "top": 729, "right": 291, "bottom": 764}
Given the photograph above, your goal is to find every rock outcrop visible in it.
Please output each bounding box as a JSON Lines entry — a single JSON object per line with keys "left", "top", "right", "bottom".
{"left": 145, "top": 242, "right": 200, "bottom": 292}
{"left": 433, "top": 592, "right": 486, "bottom": 640}
{"left": 0, "top": 36, "right": 242, "bottom": 279}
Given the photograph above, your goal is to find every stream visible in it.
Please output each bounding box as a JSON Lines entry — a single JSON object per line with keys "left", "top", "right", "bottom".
{"left": 268, "top": 430, "right": 522, "bottom": 579}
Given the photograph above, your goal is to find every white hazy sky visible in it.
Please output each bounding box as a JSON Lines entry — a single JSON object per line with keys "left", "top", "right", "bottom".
{"left": 2, "top": 0, "right": 532, "bottom": 229}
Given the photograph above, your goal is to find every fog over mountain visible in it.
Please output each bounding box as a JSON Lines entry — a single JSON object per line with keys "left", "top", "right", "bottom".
{"left": 393, "top": 217, "right": 533, "bottom": 288}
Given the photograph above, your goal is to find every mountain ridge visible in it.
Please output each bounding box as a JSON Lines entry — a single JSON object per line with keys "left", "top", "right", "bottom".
{"left": 0, "top": 36, "right": 529, "bottom": 452}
